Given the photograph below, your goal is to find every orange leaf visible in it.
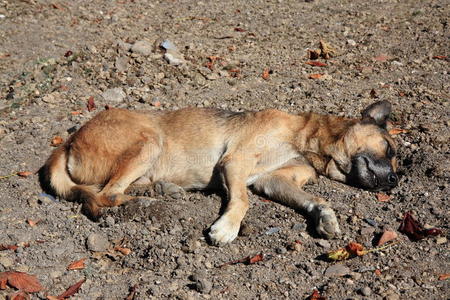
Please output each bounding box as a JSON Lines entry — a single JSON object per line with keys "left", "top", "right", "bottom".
{"left": 87, "top": 96, "right": 96, "bottom": 112}
{"left": 247, "top": 253, "right": 263, "bottom": 264}
{"left": 27, "top": 219, "right": 39, "bottom": 227}
{"left": 17, "top": 171, "right": 33, "bottom": 178}
{"left": 0, "top": 271, "right": 43, "bottom": 293}
{"left": 57, "top": 278, "right": 85, "bottom": 299}
{"left": 67, "top": 258, "right": 86, "bottom": 270}
{"left": 373, "top": 55, "right": 393, "bottom": 62}
{"left": 70, "top": 111, "right": 82, "bottom": 115}
{"left": 377, "top": 230, "right": 398, "bottom": 246}
{"left": 346, "top": 242, "right": 366, "bottom": 256}
{"left": 308, "top": 73, "right": 323, "bottom": 79}
{"left": 308, "top": 289, "right": 326, "bottom": 300}
{"left": 377, "top": 193, "right": 391, "bottom": 202}
{"left": 115, "top": 247, "right": 131, "bottom": 255}
{"left": 0, "top": 244, "right": 18, "bottom": 251}
{"left": 51, "top": 136, "right": 64, "bottom": 147}
{"left": 438, "top": 273, "right": 450, "bottom": 280}
{"left": 388, "top": 128, "right": 408, "bottom": 135}
{"left": 125, "top": 284, "right": 138, "bottom": 300}
{"left": 374, "top": 269, "right": 382, "bottom": 276}
{"left": 305, "top": 61, "right": 327, "bottom": 67}
{"left": 262, "top": 68, "right": 270, "bottom": 80}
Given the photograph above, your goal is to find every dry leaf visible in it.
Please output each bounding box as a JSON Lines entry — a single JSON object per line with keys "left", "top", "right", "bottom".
{"left": 114, "top": 247, "right": 131, "bottom": 255}
{"left": 377, "top": 230, "right": 398, "bottom": 246}
{"left": 219, "top": 253, "right": 264, "bottom": 267}
{"left": 388, "top": 128, "right": 408, "bottom": 135}
{"left": 51, "top": 136, "right": 64, "bottom": 147}
{"left": 64, "top": 51, "right": 73, "bottom": 57}
{"left": 67, "top": 258, "right": 86, "bottom": 270}
{"left": 26, "top": 219, "right": 39, "bottom": 227}
{"left": 9, "top": 291, "right": 30, "bottom": 300}
{"left": 305, "top": 61, "right": 327, "bottom": 67}
{"left": 319, "top": 40, "right": 337, "bottom": 59}
{"left": 70, "top": 111, "right": 82, "bottom": 115}
{"left": 308, "top": 289, "right": 326, "bottom": 300}
{"left": 0, "top": 271, "right": 43, "bottom": 293}
{"left": 398, "top": 211, "right": 442, "bottom": 241}
{"left": 125, "top": 284, "right": 138, "bottom": 300}
{"left": 17, "top": 172, "right": 33, "bottom": 178}
{"left": 234, "top": 27, "right": 246, "bottom": 32}
{"left": 327, "top": 242, "right": 367, "bottom": 261}
{"left": 370, "top": 89, "right": 378, "bottom": 98}
{"left": 432, "top": 55, "right": 448, "bottom": 60}
{"left": 376, "top": 193, "right": 391, "bottom": 202}
{"left": 438, "top": 274, "right": 450, "bottom": 280}
{"left": 262, "top": 68, "right": 270, "bottom": 80}
{"left": 247, "top": 253, "right": 264, "bottom": 264}
{"left": 0, "top": 244, "right": 18, "bottom": 251}
{"left": 308, "top": 73, "right": 324, "bottom": 79}
{"left": 374, "top": 269, "right": 382, "bottom": 276}
{"left": 373, "top": 55, "right": 393, "bottom": 62}
{"left": 57, "top": 278, "right": 85, "bottom": 299}
{"left": 87, "top": 96, "right": 96, "bottom": 112}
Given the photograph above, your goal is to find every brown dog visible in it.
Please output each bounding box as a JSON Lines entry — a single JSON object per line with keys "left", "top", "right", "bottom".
{"left": 40, "top": 101, "right": 398, "bottom": 245}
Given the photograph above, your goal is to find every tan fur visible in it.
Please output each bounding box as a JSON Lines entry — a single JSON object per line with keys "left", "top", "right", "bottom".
{"left": 41, "top": 105, "right": 397, "bottom": 244}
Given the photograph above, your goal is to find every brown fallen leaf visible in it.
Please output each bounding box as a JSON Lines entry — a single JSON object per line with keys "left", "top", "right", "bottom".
{"left": 17, "top": 171, "right": 33, "bottom": 178}
{"left": 319, "top": 40, "right": 337, "bottom": 59}
{"left": 219, "top": 253, "right": 264, "bottom": 267}
{"left": 308, "top": 289, "right": 326, "bottom": 300}
{"left": 327, "top": 241, "right": 397, "bottom": 261}
{"left": 87, "top": 96, "right": 96, "bottom": 112}
{"left": 376, "top": 193, "right": 391, "bottom": 202}
{"left": 125, "top": 284, "right": 138, "bottom": 300}
{"left": 398, "top": 211, "right": 443, "bottom": 241}
{"left": 262, "top": 68, "right": 270, "bottom": 80}
{"left": 377, "top": 230, "right": 398, "bottom": 246}
{"left": 438, "top": 274, "right": 450, "bottom": 280}
{"left": 373, "top": 55, "right": 393, "bottom": 62}
{"left": 9, "top": 291, "right": 30, "bottom": 300}
{"left": 234, "top": 27, "right": 246, "bottom": 32}
{"left": 0, "top": 53, "right": 11, "bottom": 59}
{"left": 67, "top": 258, "right": 86, "bottom": 270}
{"left": 370, "top": 89, "right": 378, "bottom": 98}
{"left": 308, "top": 49, "right": 321, "bottom": 60}
{"left": 26, "top": 219, "right": 40, "bottom": 227}
{"left": 64, "top": 50, "right": 73, "bottom": 58}
{"left": 57, "top": 278, "right": 85, "bottom": 299}
{"left": 432, "top": 55, "right": 448, "bottom": 60}
{"left": 305, "top": 61, "right": 327, "bottom": 67}
{"left": 51, "top": 136, "right": 64, "bottom": 147}
{"left": 308, "top": 73, "right": 324, "bottom": 79}
{"left": 114, "top": 246, "right": 131, "bottom": 256}
{"left": 0, "top": 271, "right": 43, "bottom": 293}
{"left": 0, "top": 244, "right": 19, "bottom": 251}
{"left": 388, "top": 128, "right": 408, "bottom": 135}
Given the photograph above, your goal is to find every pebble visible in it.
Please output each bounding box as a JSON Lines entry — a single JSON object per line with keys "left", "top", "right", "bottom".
{"left": 42, "top": 92, "right": 61, "bottom": 104}
{"left": 164, "top": 50, "right": 185, "bottom": 66}
{"left": 292, "top": 223, "right": 306, "bottom": 231}
{"left": 0, "top": 256, "right": 13, "bottom": 268}
{"left": 360, "top": 286, "right": 372, "bottom": 296}
{"left": 363, "top": 218, "right": 378, "bottom": 227}
{"left": 131, "top": 40, "right": 153, "bottom": 56}
{"left": 317, "top": 239, "right": 331, "bottom": 249}
{"left": 276, "top": 247, "right": 287, "bottom": 254}
{"left": 347, "top": 39, "right": 357, "bottom": 46}
{"left": 102, "top": 87, "right": 126, "bottom": 103}
{"left": 436, "top": 237, "right": 447, "bottom": 244}
{"left": 190, "top": 272, "right": 212, "bottom": 294}
{"left": 265, "top": 227, "right": 280, "bottom": 235}
{"left": 105, "top": 216, "right": 115, "bottom": 227}
{"left": 384, "top": 292, "right": 400, "bottom": 300}
{"left": 324, "top": 264, "right": 351, "bottom": 277}
{"left": 86, "top": 233, "right": 110, "bottom": 252}
{"left": 115, "top": 56, "right": 129, "bottom": 72}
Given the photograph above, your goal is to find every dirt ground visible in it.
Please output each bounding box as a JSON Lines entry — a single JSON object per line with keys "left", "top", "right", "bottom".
{"left": 0, "top": 0, "right": 449, "bottom": 299}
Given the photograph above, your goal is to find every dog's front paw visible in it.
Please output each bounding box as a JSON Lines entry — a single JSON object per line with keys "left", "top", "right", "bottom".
{"left": 208, "top": 215, "right": 240, "bottom": 246}
{"left": 315, "top": 206, "right": 341, "bottom": 239}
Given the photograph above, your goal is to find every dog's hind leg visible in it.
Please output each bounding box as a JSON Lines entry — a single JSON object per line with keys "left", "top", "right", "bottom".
{"left": 82, "top": 133, "right": 161, "bottom": 220}
{"left": 252, "top": 163, "right": 341, "bottom": 239}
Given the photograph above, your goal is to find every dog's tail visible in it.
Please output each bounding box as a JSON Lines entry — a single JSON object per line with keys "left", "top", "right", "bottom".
{"left": 38, "top": 146, "right": 101, "bottom": 220}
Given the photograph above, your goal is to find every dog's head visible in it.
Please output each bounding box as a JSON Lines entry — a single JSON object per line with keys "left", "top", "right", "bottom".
{"left": 327, "top": 101, "right": 398, "bottom": 191}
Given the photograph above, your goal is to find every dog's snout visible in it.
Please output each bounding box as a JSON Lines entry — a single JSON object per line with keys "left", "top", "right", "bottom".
{"left": 387, "top": 172, "right": 398, "bottom": 186}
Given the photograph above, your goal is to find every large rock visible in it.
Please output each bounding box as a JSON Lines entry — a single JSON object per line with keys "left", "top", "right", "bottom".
{"left": 86, "top": 233, "right": 110, "bottom": 252}
{"left": 131, "top": 40, "right": 152, "bottom": 56}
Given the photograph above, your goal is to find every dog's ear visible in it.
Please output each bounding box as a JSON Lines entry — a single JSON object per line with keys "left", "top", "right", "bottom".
{"left": 362, "top": 101, "right": 391, "bottom": 127}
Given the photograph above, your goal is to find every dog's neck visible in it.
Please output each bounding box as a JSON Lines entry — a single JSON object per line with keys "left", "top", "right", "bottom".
{"left": 293, "top": 112, "right": 357, "bottom": 174}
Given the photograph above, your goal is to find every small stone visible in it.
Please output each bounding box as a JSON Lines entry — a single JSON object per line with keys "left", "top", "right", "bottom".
{"left": 317, "top": 239, "right": 331, "bottom": 249}
{"left": 292, "top": 223, "right": 306, "bottom": 231}
{"left": 384, "top": 291, "right": 400, "bottom": 300}
{"left": 42, "top": 92, "right": 60, "bottom": 104}
{"left": 360, "top": 286, "right": 372, "bottom": 296}
{"left": 105, "top": 216, "right": 115, "bottom": 227}
{"left": 324, "top": 264, "right": 351, "bottom": 277}
{"left": 436, "top": 237, "right": 447, "bottom": 244}
{"left": 190, "top": 272, "right": 212, "bottom": 294}
{"left": 276, "top": 247, "right": 287, "bottom": 254}
{"left": 350, "top": 272, "right": 362, "bottom": 280}
{"left": 86, "top": 233, "right": 110, "bottom": 252}
{"left": 102, "top": 87, "right": 126, "bottom": 103}
{"left": 164, "top": 50, "right": 185, "bottom": 66}
{"left": 363, "top": 218, "right": 378, "bottom": 227}
{"left": 265, "top": 227, "right": 280, "bottom": 235}
{"left": 0, "top": 256, "right": 14, "bottom": 268}
{"left": 131, "top": 40, "right": 153, "bottom": 56}
{"left": 115, "top": 57, "right": 129, "bottom": 72}
{"left": 347, "top": 39, "right": 357, "bottom": 46}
